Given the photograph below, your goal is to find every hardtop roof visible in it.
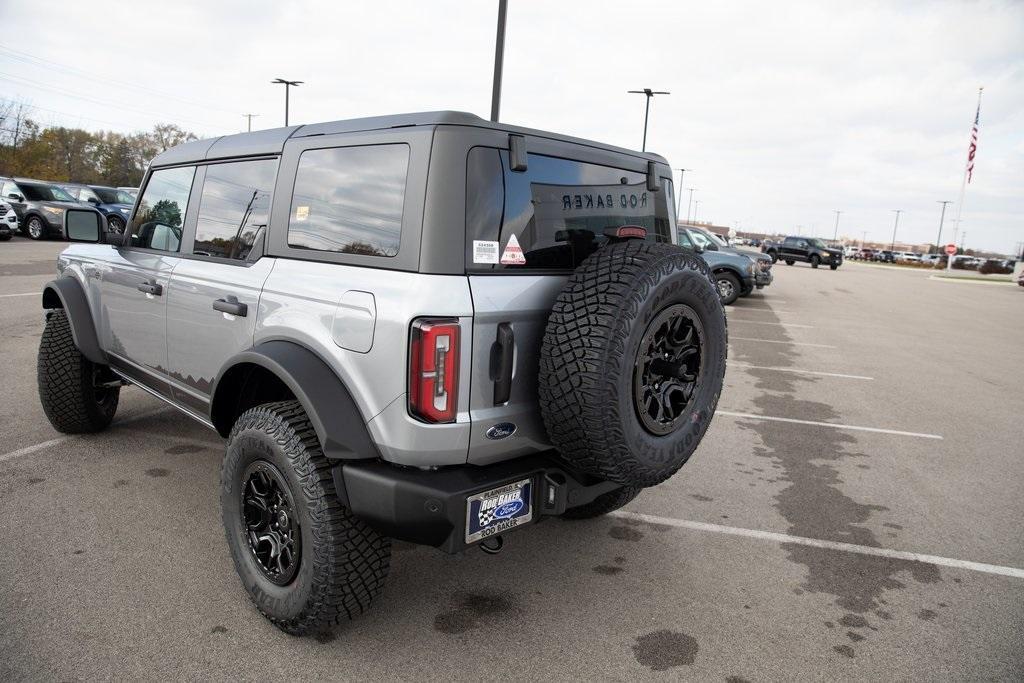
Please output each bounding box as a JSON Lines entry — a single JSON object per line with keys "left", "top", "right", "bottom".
{"left": 149, "top": 111, "right": 669, "bottom": 168}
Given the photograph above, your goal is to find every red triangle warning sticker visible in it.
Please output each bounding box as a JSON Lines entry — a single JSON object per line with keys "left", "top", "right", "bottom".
{"left": 500, "top": 233, "right": 526, "bottom": 265}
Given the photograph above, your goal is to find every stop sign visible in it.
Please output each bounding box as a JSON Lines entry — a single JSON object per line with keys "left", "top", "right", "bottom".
{"left": 945, "top": 244, "right": 958, "bottom": 256}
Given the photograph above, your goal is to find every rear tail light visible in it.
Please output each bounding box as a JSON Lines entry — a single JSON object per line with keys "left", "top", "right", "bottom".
{"left": 409, "top": 318, "right": 460, "bottom": 423}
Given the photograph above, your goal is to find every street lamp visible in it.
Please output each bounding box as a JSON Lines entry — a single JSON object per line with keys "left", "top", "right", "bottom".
{"left": 693, "top": 200, "right": 701, "bottom": 223}
{"left": 685, "top": 188, "right": 696, "bottom": 224}
{"left": 832, "top": 210, "right": 843, "bottom": 241}
{"left": 628, "top": 88, "right": 669, "bottom": 152}
{"left": 935, "top": 201, "right": 952, "bottom": 254}
{"left": 242, "top": 113, "right": 259, "bottom": 132}
{"left": 675, "top": 169, "right": 692, "bottom": 218}
{"left": 890, "top": 210, "right": 902, "bottom": 251}
{"left": 271, "top": 78, "right": 303, "bottom": 126}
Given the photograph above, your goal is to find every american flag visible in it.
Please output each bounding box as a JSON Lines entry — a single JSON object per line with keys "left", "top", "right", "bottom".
{"left": 966, "top": 99, "right": 980, "bottom": 183}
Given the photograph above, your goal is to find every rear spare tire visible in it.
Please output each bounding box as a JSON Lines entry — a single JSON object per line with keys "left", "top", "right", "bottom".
{"left": 539, "top": 241, "right": 727, "bottom": 488}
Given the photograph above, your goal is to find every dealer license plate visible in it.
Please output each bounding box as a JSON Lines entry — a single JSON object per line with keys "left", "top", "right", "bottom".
{"left": 465, "top": 478, "right": 533, "bottom": 544}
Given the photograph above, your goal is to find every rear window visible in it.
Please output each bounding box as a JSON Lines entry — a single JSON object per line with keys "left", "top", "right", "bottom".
{"left": 466, "top": 148, "right": 674, "bottom": 272}
{"left": 287, "top": 144, "right": 409, "bottom": 257}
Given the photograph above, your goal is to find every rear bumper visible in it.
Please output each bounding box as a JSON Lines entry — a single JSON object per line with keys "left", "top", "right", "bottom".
{"left": 333, "top": 453, "right": 621, "bottom": 553}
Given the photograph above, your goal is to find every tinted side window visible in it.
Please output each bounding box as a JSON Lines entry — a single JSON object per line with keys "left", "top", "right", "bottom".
{"left": 193, "top": 159, "right": 277, "bottom": 260}
{"left": 466, "top": 149, "right": 673, "bottom": 271}
{"left": 128, "top": 166, "right": 195, "bottom": 252}
{"left": 288, "top": 144, "right": 409, "bottom": 256}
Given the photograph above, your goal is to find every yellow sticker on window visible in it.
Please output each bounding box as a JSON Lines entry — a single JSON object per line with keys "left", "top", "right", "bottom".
{"left": 295, "top": 205, "right": 310, "bottom": 221}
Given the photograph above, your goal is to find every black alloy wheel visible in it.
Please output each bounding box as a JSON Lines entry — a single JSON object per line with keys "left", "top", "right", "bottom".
{"left": 107, "top": 215, "right": 125, "bottom": 234}
{"left": 633, "top": 304, "right": 704, "bottom": 436}
{"left": 242, "top": 460, "right": 301, "bottom": 585}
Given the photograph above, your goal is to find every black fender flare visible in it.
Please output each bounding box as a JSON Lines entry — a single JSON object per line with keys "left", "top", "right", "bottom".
{"left": 210, "top": 340, "right": 380, "bottom": 461}
{"left": 41, "top": 277, "right": 107, "bottom": 364}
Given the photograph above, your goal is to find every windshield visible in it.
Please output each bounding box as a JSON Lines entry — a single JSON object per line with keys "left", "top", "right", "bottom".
{"left": 808, "top": 238, "right": 828, "bottom": 248}
{"left": 93, "top": 187, "right": 136, "bottom": 204}
{"left": 703, "top": 230, "right": 728, "bottom": 247}
{"left": 21, "top": 183, "right": 75, "bottom": 202}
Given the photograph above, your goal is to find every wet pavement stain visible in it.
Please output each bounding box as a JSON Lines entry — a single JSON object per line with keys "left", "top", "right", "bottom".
{"left": 164, "top": 444, "right": 206, "bottom": 455}
{"left": 592, "top": 565, "right": 624, "bottom": 576}
{"left": 730, "top": 305, "right": 942, "bottom": 656}
{"left": 210, "top": 625, "right": 228, "bottom": 634}
{"left": 27, "top": 477, "right": 45, "bottom": 484}
{"left": 434, "top": 592, "right": 516, "bottom": 635}
{"left": 144, "top": 468, "right": 170, "bottom": 478}
{"left": 690, "top": 494, "right": 715, "bottom": 502}
{"left": 726, "top": 677, "right": 753, "bottom": 683}
{"left": 632, "top": 629, "right": 698, "bottom": 670}
{"left": 608, "top": 526, "right": 644, "bottom": 541}
{"left": 112, "top": 479, "right": 129, "bottom": 488}
{"left": 917, "top": 608, "right": 937, "bottom": 621}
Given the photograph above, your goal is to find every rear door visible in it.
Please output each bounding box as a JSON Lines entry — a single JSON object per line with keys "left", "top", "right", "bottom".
{"left": 165, "top": 158, "right": 279, "bottom": 416}
{"left": 463, "top": 142, "right": 676, "bottom": 465}
{"left": 101, "top": 165, "right": 197, "bottom": 394}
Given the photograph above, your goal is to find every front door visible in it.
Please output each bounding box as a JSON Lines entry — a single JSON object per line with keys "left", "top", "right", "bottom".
{"left": 100, "top": 165, "right": 197, "bottom": 394}
{"left": 164, "top": 158, "right": 279, "bottom": 416}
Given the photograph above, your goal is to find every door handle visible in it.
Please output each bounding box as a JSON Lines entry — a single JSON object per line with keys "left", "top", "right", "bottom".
{"left": 213, "top": 296, "right": 247, "bottom": 317}
{"left": 490, "top": 322, "right": 514, "bottom": 405}
{"left": 137, "top": 281, "right": 162, "bottom": 295}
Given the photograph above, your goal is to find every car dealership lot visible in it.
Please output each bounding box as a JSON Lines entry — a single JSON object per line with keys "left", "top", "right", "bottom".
{"left": 1, "top": 239, "right": 1022, "bottom": 680}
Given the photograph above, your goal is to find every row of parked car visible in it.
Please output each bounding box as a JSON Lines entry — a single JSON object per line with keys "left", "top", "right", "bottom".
{"left": 678, "top": 226, "right": 774, "bottom": 305}
{"left": 0, "top": 176, "right": 137, "bottom": 241}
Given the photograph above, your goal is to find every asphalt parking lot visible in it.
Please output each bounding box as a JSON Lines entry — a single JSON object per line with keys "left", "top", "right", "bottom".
{"left": 1, "top": 238, "right": 1022, "bottom": 681}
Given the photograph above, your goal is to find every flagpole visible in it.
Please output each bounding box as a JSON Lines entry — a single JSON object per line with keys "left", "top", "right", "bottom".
{"left": 948, "top": 87, "right": 983, "bottom": 270}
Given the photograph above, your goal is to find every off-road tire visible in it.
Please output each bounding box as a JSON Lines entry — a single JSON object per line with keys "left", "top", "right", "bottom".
{"left": 767, "top": 251, "right": 778, "bottom": 263}
{"left": 37, "top": 310, "right": 119, "bottom": 433}
{"left": 810, "top": 255, "right": 820, "bottom": 268}
{"left": 539, "top": 241, "right": 727, "bottom": 488}
{"left": 562, "top": 486, "right": 642, "bottom": 519}
{"left": 785, "top": 259, "right": 795, "bottom": 266}
{"left": 221, "top": 400, "right": 390, "bottom": 637}
{"left": 714, "top": 271, "right": 741, "bottom": 306}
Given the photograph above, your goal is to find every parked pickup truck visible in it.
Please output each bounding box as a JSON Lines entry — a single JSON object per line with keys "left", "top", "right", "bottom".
{"left": 764, "top": 236, "right": 843, "bottom": 270}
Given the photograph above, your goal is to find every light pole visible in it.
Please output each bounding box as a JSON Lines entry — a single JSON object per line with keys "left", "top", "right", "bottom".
{"left": 693, "top": 200, "right": 701, "bottom": 223}
{"left": 628, "top": 88, "right": 669, "bottom": 152}
{"left": 685, "top": 188, "right": 696, "bottom": 224}
{"left": 890, "top": 210, "right": 902, "bottom": 251}
{"left": 832, "top": 210, "right": 843, "bottom": 241}
{"left": 675, "top": 169, "right": 692, "bottom": 217}
{"left": 935, "top": 201, "right": 952, "bottom": 254}
{"left": 490, "top": 0, "right": 508, "bottom": 122}
{"left": 861, "top": 231, "right": 868, "bottom": 247}
{"left": 242, "top": 113, "right": 259, "bottom": 132}
{"left": 272, "top": 78, "right": 303, "bottom": 126}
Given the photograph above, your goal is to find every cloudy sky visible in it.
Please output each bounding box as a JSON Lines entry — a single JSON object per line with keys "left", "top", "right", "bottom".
{"left": 2, "top": 0, "right": 1021, "bottom": 252}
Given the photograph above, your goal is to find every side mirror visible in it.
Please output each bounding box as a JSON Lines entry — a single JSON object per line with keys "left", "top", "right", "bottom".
{"left": 7, "top": 193, "right": 22, "bottom": 201}
{"left": 87, "top": 196, "right": 100, "bottom": 204}
{"left": 63, "top": 208, "right": 106, "bottom": 243}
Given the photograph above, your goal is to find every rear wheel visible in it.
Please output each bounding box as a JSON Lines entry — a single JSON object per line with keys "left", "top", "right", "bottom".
{"left": 37, "top": 310, "right": 120, "bottom": 433}
{"left": 539, "top": 241, "right": 727, "bottom": 488}
{"left": 714, "top": 271, "right": 741, "bottom": 305}
{"left": 221, "top": 400, "right": 390, "bottom": 636}
{"left": 563, "top": 486, "right": 641, "bottom": 519}
{"left": 785, "top": 259, "right": 795, "bottom": 266}
{"left": 810, "top": 254, "right": 820, "bottom": 268}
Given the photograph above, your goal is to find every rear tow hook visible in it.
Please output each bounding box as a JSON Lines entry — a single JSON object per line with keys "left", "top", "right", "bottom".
{"left": 479, "top": 535, "right": 504, "bottom": 555}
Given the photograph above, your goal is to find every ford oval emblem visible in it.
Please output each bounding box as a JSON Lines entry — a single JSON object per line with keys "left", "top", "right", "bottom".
{"left": 486, "top": 423, "right": 517, "bottom": 440}
{"left": 494, "top": 500, "right": 524, "bottom": 519}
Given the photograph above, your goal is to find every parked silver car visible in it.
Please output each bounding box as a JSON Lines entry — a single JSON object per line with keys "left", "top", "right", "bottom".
{"left": 38, "top": 112, "right": 727, "bottom": 637}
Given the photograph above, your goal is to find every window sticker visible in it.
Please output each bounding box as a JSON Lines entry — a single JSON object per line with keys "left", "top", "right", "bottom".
{"left": 295, "top": 205, "right": 310, "bottom": 221}
{"left": 500, "top": 233, "right": 526, "bottom": 265}
{"left": 473, "top": 240, "right": 500, "bottom": 264}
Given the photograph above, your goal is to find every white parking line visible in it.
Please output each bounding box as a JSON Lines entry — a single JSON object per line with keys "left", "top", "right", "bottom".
{"left": 0, "top": 292, "right": 39, "bottom": 298}
{"left": 610, "top": 511, "right": 1024, "bottom": 580}
{"left": 0, "top": 407, "right": 170, "bottom": 465}
{"left": 730, "top": 336, "right": 837, "bottom": 349}
{"left": 717, "top": 410, "right": 942, "bottom": 439}
{"left": 728, "top": 319, "right": 814, "bottom": 329}
{"left": 728, "top": 361, "right": 873, "bottom": 380}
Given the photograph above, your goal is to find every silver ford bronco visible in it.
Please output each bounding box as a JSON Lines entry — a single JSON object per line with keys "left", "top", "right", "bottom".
{"left": 37, "top": 112, "right": 727, "bottom": 636}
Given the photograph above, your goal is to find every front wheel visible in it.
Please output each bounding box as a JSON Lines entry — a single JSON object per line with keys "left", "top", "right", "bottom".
{"left": 768, "top": 251, "right": 778, "bottom": 263}
{"left": 221, "top": 400, "right": 391, "bottom": 636}
{"left": 785, "top": 260, "right": 795, "bottom": 266}
{"left": 830, "top": 264, "right": 839, "bottom": 270}
{"left": 106, "top": 215, "right": 126, "bottom": 234}
{"left": 26, "top": 216, "right": 46, "bottom": 240}
{"left": 810, "top": 255, "right": 820, "bottom": 268}
{"left": 715, "top": 271, "right": 741, "bottom": 306}
{"left": 37, "top": 310, "right": 120, "bottom": 433}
